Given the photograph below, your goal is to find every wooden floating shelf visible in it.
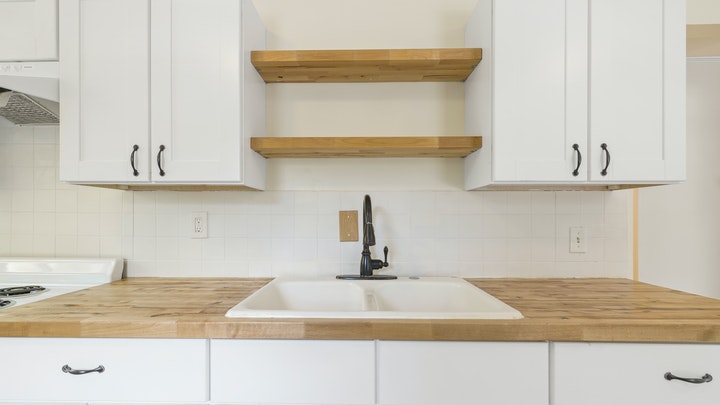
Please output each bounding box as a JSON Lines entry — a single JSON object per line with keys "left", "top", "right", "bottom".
{"left": 251, "top": 48, "right": 482, "bottom": 83}
{"left": 250, "top": 136, "right": 483, "bottom": 158}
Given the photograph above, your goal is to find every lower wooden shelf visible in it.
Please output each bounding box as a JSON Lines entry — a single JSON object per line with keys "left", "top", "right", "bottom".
{"left": 250, "top": 136, "right": 482, "bottom": 158}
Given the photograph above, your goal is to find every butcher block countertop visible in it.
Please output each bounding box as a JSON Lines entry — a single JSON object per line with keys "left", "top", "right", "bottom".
{"left": 1, "top": 277, "right": 720, "bottom": 342}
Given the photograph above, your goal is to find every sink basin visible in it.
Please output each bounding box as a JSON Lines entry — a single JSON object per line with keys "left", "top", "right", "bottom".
{"left": 225, "top": 277, "right": 523, "bottom": 319}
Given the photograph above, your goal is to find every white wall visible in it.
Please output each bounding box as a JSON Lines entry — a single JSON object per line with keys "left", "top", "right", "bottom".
{"left": 688, "top": 0, "right": 720, "bottom": 24}
{"left": 639, "top": 60, "right": 720, "bottom": 298}
{"left": 0, "top": 0, "right": 634, "bottom": 279}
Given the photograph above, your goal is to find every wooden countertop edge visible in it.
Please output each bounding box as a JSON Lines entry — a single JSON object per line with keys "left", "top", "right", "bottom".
{"left": 3, "top": 319, "right": 720, "bottom": 343}
{"left": 1, "top": 277, "right": 720, "bottom": 342}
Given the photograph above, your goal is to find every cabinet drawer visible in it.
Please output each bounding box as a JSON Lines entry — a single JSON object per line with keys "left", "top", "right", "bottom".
{"left": 0, "top": 338, "right": 208, "bottom": 402}
{"left": 377, "top": 341, "right": 549, "bottom": 405}
{"left": 553, "top": 343, "right": 720, "bottom": 405}
{"left": 211, "top": 339, "right": 375, "bottom": 404}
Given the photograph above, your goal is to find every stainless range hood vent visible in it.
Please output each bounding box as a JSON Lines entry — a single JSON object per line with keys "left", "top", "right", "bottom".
{"left": 0, "top": 89, "right": 59, "bottom": 126}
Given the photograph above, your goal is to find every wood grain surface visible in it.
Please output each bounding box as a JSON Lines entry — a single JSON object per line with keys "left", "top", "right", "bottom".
{"left": 250, "top": 136, "right": 482, "bottom": 158}
{"left": 251, "top": 48, "right": 482, "bottom": 83}
{"left": 0, "top": 278, "right": 719, "bottom": 342}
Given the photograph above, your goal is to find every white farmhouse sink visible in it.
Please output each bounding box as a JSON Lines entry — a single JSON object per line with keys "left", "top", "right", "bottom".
{"left": 225, "top": 277, "right": 523, "bottom": 319}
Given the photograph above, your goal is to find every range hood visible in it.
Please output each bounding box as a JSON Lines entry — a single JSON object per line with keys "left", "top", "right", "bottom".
{"left": 0, "top": 61, "right": 58, "bottom": 125}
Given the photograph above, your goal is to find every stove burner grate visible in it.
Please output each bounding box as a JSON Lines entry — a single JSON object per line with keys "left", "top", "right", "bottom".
{"left": 0, "top": 285, "right": 46, "bottom": 297}
{"left": 0, "top": 299, "right": 14, "bottom": 308}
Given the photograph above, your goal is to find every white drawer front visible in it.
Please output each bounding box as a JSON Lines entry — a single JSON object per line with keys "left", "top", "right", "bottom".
{"left": 553, "top": 342, "right": 720, "bottom": 405}
{"left": 0, "top": 338, "right": 208, "bottom": 402}
{"left": 211, "top": 339, "right": 375, "bottom": 404}
{"left": 377, "top": 341, "right": 549, "bottom": 405}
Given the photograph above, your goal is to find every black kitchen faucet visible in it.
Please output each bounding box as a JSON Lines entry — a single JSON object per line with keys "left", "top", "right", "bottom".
{"left": 337, "top": 194, "right": 396, "bottom": 280}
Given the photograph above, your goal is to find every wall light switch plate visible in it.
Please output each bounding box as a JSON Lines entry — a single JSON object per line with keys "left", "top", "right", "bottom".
{"left": 339, "top": 211, "right": 358, "bottom": 242}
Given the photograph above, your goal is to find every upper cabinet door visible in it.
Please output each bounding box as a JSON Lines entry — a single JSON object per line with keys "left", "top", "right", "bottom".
{"left": 588, "top": 0, "right": 686, "bottom": 182}
{"left": 59, "top": 0, "right": 150, "bottom": 183}
{"left": 491, "top": 0, "right": 587, "bottom": 183}
{"left": 151, "top": 0, "right": 244, "bottom": 183}
{"left": 0, "top": 0, "right": 58, "bottom": 61}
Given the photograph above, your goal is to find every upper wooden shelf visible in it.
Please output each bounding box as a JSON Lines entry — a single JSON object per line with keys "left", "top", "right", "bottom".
{"left": 251, "top": 48, "right": 482, "bottom": 83}
{"left": 250, "top": 136, "right": 482, "bottom": 158}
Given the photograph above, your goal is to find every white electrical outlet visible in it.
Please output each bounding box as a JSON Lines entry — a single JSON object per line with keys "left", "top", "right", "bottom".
{"left": 191, "top": 212, "right": 208, "bottom": 239}
{"left": 569, "top": 226, "right": 586, "bottom": 253}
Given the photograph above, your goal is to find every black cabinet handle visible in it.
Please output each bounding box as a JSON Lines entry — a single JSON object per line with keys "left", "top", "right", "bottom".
{"left": 572, "top": 144, "right": 582, "bottom": 177}
{"left": 664, "top": 372, "right": 713, "bottom": 384}
{"left": 600, "top": 143, "right": 610, "bottom": 176}
{"left": 62, "top": 364, "right": 105, "bottom": 375}
{"left": 157, "top": 145, "right": 166, "bottom": 176}
{"left": 130, "top": 145, "right": 139, "bottom": 177}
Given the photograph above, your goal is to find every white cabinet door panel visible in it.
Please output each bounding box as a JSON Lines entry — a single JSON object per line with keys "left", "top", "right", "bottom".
{"left": 377, "top": 341, "right": 548, "bottom": 405}
{"left": 588, "top": 0, "right": 663, "bottom": 181}
{"left": 553, "top": 342, "right": 720, "bottom": 405}
{"left": 151, "top": 0, "right": 242, "bottom": 182}
{"left": 59, "top": 0, "right": 150, "bottom": 183}
{"left": 0, "top": 338, "right": 208, "bottom": 403}
{"left": 0, "top": 0, "right": 58, "bottom": 61}
{"left": 211, "top": 339, "right": 375, "bottom": 405}
{"left": 491, "top": 0, "right": 583, "bottom": 183}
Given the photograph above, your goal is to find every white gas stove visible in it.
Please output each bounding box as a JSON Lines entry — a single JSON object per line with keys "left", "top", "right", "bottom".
{"left": 0, "top": 258, "right": 123, "bottom": 309}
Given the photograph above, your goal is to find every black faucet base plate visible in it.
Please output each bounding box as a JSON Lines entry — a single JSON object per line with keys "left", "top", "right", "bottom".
{"left": 336, "top": 274, "right": 398, "bottom": 280}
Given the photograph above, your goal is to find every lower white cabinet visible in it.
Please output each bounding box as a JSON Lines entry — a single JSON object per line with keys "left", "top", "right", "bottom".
{"left": 377, "top": 341, "right": 549, "bottom": 405}
{"left": 211, "top": 339, "right": 376, "bottom": 405}
{"left": 0, "top": 338, "right": 208, "bottom": 403}
{"left": 552, "top": 342, "right": 720, "bottom": 405}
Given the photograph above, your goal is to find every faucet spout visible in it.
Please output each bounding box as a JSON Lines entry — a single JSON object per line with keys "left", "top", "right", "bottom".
{"left": 363, "top": 194, "right": 375, "bottom": 246}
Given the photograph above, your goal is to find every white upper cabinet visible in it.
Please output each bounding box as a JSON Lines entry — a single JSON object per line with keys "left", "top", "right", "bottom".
{"left": 59, "top": 0, "right": 266, "bottom": 189}
{"left": 464, "top": 0, "right": 686, "bottom": 190}
{"left": 0, "top": 0, "right": 58, "bottom": 61}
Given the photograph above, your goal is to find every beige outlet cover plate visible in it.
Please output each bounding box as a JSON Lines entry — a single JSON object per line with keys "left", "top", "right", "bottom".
{"left": 339, "top": 211, "right": 359, "bottom": 242}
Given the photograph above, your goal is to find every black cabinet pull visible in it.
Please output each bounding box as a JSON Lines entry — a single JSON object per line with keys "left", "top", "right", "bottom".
{"left": 130, "top": 145, "right": 139, "bottom": 177}
{"left": 62, "top": 364, "right": 105, "bottom": 375}
{"left": 572, "top": 144, "right": 582, "bottom": 177}
{"left": 664, "top": 372, "right": 713, "bottom": 384}
{"left": 157, "top": 145, "right": 166, "bottom": 176}
{"left": 600, "top": 143, "right": 611, "bottom": 176}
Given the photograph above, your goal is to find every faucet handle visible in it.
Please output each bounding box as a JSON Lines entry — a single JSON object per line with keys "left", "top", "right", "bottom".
{"left": 370, "top": 246, "right": 390, "bottom": 271}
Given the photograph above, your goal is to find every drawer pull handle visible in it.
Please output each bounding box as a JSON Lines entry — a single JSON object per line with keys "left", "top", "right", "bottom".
{"left": 664, "top": 372, "right": 713, "bottom": 384}
{"left": 62, "top": 364, "right": 105, "bottom": 375}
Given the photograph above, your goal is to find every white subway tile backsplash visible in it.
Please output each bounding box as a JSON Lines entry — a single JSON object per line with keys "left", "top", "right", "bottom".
{"left": 11, "top": 212, "right": 33, "bottom": 234}
{"left": 33, "top": 212, "right": 55, "bottom": 235}
{"left": 12, "top": 190, "right": 34, "bottom": 212}
{"left": 55, "top": 189, "right": 78, "bottom": 213}
{"left": 34, "top": 190, "right": 56, "bottom": 212}
{"left": 77, "top": 213, "right": 100, "bottom": 236}
{"left": 0, "top": 127, "right": 633, "bottom": 279}
{"left": 77, "top": 236, "right": 100, "bottom": 256}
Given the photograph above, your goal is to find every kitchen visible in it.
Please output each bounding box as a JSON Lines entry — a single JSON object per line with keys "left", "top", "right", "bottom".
{"left": 0, "top": 0, "right": 719, "bottom": 404}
